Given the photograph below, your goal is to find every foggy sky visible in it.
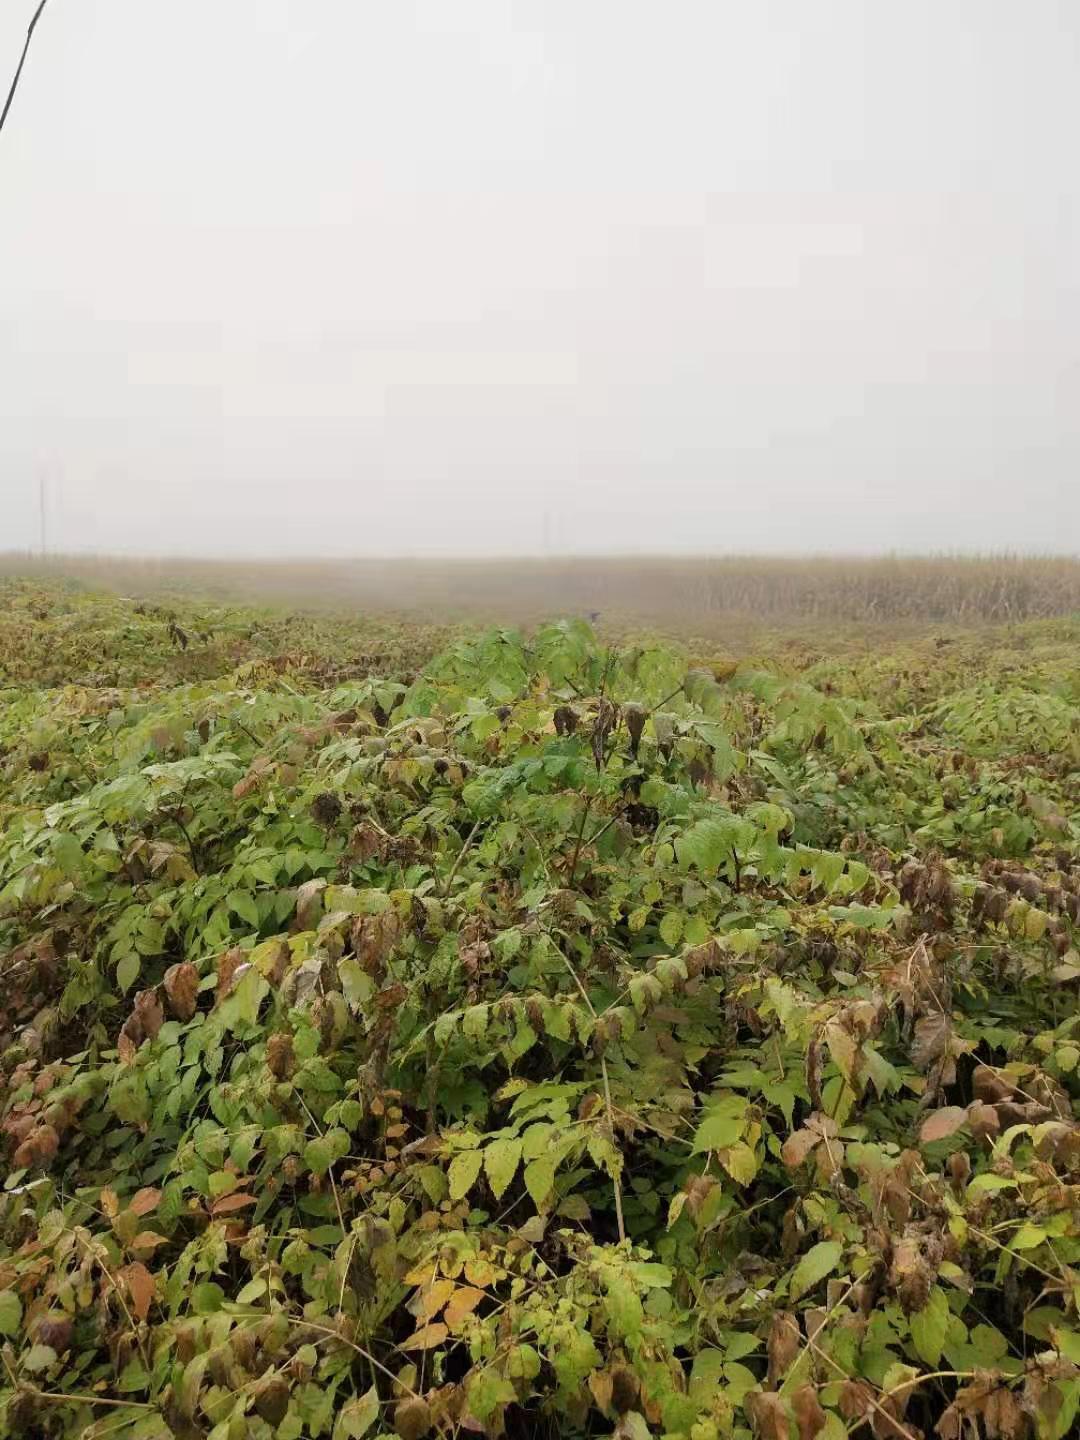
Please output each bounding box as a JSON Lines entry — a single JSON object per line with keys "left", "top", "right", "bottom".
{"left": 1, "top": 1, "right": 1078, "bottom": 557}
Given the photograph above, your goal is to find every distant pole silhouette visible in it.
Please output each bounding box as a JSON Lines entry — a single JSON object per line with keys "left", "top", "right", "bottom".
{"left": 39, "top": 472, "right": 47, "bottom": 556}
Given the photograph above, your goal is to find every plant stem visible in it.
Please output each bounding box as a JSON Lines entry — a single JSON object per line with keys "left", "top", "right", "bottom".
{"left": 567, "top": 793, "right": 595, "bottom": 887}
{"left": 439, "top": 818, "right": 481, "bottom": 899}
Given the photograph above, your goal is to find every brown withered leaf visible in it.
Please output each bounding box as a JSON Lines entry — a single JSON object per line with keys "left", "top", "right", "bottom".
{"left": 128, "top": 1232, "right": 169, "bottom": 1258}
{"left": 610, "top": 1364, "right": 641, "bottom": 1414}
{"left": 216, "top": 947, "right": 245, "bottom": 998}
{"left": 767, "top": 1310, "right": 801, "bottom": 1387}
{"left": 163, "top": 962, "right": 199, "bottom": 1020}
{"left": 968, "top": 1101, "right": 1002, "bottom": 1146}
{"left": 267, "top": 1032, "right": 295, "bottom": 1079}
{"left": 393, "top": 1396, "right": 432, "bottom": 1440}
{"left": 13, "top": 1122, "right": 60, "bottom": 1169}
{"left": 983, "top": 1386, "right": 1026, "bottom": 1440}
{"left": 972, "top": 1064, "right": 1015, "bottom": 1104}
{"left": 792, "top": 1386, "right": 828, "bottom": 1440}
{"left": 838, "top": 1380, "right": 875, "bottom": 1422}
{"left": 747, "top": 1390, "right": 791, "bottom": 1440}
{"left": 121, "top": 1261, "right": 156, "bottom": 1322}
{"left": 805, "top": 1032, "right": 824, "bottom": 1111}
{"left": 117, "top": 1019, "right": 140, "bottom": 1064}
{"left": 294, "top": 878, "right": 328, "bottom": 930}
{"left": 374, "top": 982, "right": 408, "bottom": 1011}
{"left": 133, "top": 989, "right": 163, "bottom": 1039}
{"left": 36, "top": 1314, "right": 73, "bottom": 1353}
{"left": 781, "top": 1127, "right": 821, "bottom": 1169}
{"left": 910, "top": 1012, "right": 950, "bottom": 1072}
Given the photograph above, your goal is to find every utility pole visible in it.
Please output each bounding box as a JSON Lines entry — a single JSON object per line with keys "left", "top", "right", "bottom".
{"left": 38, "top": 472, "right": 47, "bottom": 557}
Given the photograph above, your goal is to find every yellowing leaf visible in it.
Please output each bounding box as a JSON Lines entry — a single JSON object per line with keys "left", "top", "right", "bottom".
{"left": 483, "top": 1138, "right": 522, "bottom": 1200}
{"left": 401, "top": 1322, "right": 448, "bottom": 1351}
{"left": 445, "top": 1285, "right": 485, "bottom": 1330}
{"left": 718, "top": 1141, "right": 759, "bottom": 1186}
{"left": 417, "top": 1278, "right": 455, "bottom": 1319}
{"left": 523, "top": 1154, "right": 557, "bottom": 1208}
{"left": 448, "top": 1149, "right": 484, "bottom": 1202}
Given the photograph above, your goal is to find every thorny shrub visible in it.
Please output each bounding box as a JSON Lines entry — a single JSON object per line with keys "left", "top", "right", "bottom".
{"left": 0, "top": 586, "right": 1078, "bottom": 1440}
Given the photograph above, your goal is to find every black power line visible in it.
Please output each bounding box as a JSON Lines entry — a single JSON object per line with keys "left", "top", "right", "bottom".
{"left": 0, "top": 0, "right": 51, "bottom": 140}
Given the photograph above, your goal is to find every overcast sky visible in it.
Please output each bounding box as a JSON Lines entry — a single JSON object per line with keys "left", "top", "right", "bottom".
{"left": 1, "top": 1, "right": 1077, "bottom": 557}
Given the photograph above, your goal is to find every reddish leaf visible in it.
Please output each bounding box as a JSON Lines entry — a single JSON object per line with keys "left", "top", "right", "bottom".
{"left": 121, "top": 1262, "right": 155, "bottom": 1322}
{"left": 210, "top": 1192, "right": 257, "bottom": 1216}
{"left": 781, "top": 1128, "right": 821, "bottom": 1169}
{"left": 129, "top": 1187, "right": 162, "bottom": 1217}
{"left": 919, "top": 1106, "right": 969, "bottom": 1144}
{"left": 128, "top": 1232, "right": 169, "bottom": 1253}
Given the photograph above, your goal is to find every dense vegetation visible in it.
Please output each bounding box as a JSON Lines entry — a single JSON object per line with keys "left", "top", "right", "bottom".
{"left": 1, "top": 580, "right": 1078, "bottom": 1440}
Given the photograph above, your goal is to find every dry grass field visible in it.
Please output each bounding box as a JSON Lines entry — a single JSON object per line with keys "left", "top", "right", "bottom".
{"left": 2, "top": 552, "right": 1078, "bottom": 633}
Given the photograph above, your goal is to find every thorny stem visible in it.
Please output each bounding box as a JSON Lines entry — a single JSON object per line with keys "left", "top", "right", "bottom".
{"left": 804, "top": 1333, "right": 920, "bottom": 1440}
{"left": 599, "top": 1056, "right": 627, "bottom": 1244}
{"left": 555, "top": 948, "right": 627, "bottom": 1243}
{"left": 75, "top": 1234, "right": 151, "bottom": 1374}
{"left": 439, "top": 818, "right": 481, "bottom": 899}
{"left": 23, "top": 1391, "right": 155, "bottom": 1411}
{"left": 567, "top": 792, "right": 595, "bottom": 887}
{"left": 286, "top": 1319, "right": 424, "bottom": 1402}
{"left": 586, "top": 806, "right": 625, "bottom": 853}
{"left": 647, "top": 682, "right": 685, "bottom": 716}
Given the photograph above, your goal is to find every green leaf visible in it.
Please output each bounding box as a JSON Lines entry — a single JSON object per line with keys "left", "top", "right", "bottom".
{"left": 448, "top": 1148, "right": 484, "bottom": 1202}
{"left": 604, "top": 1275, "right": 644, "bottom": 1343}
{"left": 0, "top": 1291, "right": 22, "bottom": 1337}
{"left": 484, "top": 1138, "right": 522, "bottom": 1201}
{"left": 305, "top": 1129, "right": 349, "bottom": 1177}
{"left": 523, "top": 1154, "right": 557, "bottom": 1208}
{"left": 691, "top": 1096, "right": 748, "bottom": 1154}
{"left": 909, "top": 1286, "right": 950, "bottom": 1367}
{"left": 228, "top": 889, "right": 260, "bottom": 929}
{"left": 192, "top": 1282, "right": 225, "bottom": 1314}
{"left": 116, "top": 951, "right": 140, "bottom": 994}
{"left": 790, "top": 1241, "right": 843, "bottom": 1300}
{"left": 466, "top": 1369, "right": 517, "bottom": 1422}
{"left": 334, "top": 1386, "right": 380, "bottom": 1439}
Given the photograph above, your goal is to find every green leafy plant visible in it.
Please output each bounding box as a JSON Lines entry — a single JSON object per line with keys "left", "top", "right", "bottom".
{"left": 0, "top": 583, "right": 1078, "bottom": 1440}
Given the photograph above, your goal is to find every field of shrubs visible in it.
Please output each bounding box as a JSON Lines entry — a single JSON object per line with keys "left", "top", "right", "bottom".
{"left": 0, "top": 578, "right": 1077, "bottom": 1440}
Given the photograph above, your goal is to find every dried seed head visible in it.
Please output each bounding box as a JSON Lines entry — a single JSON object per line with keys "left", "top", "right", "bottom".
{"left": 312, "top": 791, "right": 343, "bottom": 827}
